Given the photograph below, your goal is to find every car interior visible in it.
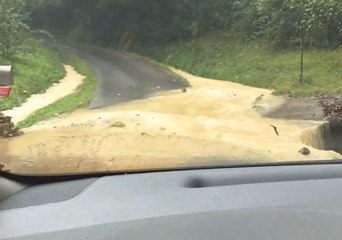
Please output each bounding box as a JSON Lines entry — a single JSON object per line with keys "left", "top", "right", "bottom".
{"left": 2, "top": 162, "right": 342, "bottom": 240}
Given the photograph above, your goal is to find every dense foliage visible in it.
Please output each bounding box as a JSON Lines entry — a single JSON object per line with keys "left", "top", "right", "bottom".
{"left": 29, "top": 0, "right": 342, "bottom": 49}
{"left": 0, "top": 0, "right": 58, "bottom": 59}
{"left": 1, "top": 0, "right": 341, "bottom": 58}
{"left": 0, "top": 0, "right": 30, "bottom": 59}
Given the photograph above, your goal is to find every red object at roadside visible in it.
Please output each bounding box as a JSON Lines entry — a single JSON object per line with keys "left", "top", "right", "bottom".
{"left": 0, "top": 86, "right": 11, "bottom": 97}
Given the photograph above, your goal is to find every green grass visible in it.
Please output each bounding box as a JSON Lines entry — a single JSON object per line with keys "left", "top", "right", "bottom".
{"left": 137, "top": 36, "right": 342, "bottom": 96}
{"left": 18, "top": 53, "right": 97, "bottom": 128}
{"left": 0, "top": 45, "right": 66, "bottom": 110}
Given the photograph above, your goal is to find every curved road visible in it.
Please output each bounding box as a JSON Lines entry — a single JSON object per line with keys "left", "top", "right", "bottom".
{"left": 58, "top": 45, "right": 188, "bottom": 108}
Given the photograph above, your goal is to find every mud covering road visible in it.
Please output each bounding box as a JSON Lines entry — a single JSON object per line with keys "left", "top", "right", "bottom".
{"left": 1, "top": 67, "right": 342, "bottom": 175}
{"left": 58, "top": 45, "right": 188, "bottom": 108}
{"left": 1, "top": 47, "right": 341, "bottom": 175}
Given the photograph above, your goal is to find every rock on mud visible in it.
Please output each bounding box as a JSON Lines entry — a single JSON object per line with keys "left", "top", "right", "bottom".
{"left": 298, "top": 147, "right": 311, "bottom": 156}
{"left": 0, "top": 112, "right": 23, "bottom": 138}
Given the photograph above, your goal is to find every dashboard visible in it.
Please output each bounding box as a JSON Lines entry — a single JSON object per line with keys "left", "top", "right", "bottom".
{"left": 2, "top": 163, "right": 342, "bottom": 239}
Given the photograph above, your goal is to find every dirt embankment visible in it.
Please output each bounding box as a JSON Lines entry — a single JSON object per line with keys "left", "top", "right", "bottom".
{"left": 1, "top": 68, "right": 341, "bottom": 174}
{"left": 319, "top": 95, "right": 342, "bottom": 122}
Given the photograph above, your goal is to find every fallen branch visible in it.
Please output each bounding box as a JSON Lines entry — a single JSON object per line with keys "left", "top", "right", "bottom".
{"left": 270, "top": 124, "right": 279, "bottom": 136}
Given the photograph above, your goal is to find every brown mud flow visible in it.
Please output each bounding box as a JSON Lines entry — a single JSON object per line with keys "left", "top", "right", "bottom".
{"left": 1, "top": 69, "right": 341, "bottom": 175}
{"left": 300, "top": 122, "right": 342, "bottom": 155}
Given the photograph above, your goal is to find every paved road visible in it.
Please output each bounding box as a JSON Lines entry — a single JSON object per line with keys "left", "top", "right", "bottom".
{"left": 58, "top": 45, "right": 188, "bottom": 108}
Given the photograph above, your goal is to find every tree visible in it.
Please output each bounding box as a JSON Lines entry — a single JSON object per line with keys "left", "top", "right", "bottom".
{"left": 27, "top": 0, "right": 342, "bottom": 49}
{"left": 0, "top": 0, "right": 30, "bottom": 59}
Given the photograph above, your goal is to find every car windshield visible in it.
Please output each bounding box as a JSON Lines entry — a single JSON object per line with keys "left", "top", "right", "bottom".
{"left": 0, "top": 0, "right": 341, "bottom": 175}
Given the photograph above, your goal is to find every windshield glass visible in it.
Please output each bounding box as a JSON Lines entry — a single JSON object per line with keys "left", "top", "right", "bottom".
{"left": 0, "top": 0, "right": 341, "bottom": 175}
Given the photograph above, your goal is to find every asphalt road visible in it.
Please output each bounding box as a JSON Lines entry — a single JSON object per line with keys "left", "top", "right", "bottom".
{"left": 58, "top": 45, "right": 188, "bottom": 108}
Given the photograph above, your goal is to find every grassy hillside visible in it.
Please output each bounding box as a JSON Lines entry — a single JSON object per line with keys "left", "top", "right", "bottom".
{"left": 138, "top": 36, "right": 342, "bottom": 96}
{"left": 0, "top": 45, "right": 66, "bottom": 110}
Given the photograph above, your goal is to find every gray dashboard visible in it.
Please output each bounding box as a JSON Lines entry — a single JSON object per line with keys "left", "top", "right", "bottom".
{"left": 2, "top": 164, "right": 342, "bottom": 239}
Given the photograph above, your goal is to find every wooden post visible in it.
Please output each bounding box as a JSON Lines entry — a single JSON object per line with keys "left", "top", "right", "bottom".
{"left": 299, "top": 0, "right": 304, "bottom": 84}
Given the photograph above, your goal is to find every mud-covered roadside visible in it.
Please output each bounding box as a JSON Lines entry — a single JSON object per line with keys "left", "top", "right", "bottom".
{"left": 319, "top": 95, "right": 342, "bottom": 122}
{"left": 265, "top": 94, "right": 342, "bottom": 123}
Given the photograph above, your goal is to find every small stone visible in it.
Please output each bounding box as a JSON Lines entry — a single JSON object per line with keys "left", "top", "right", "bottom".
{"left": 299, "top": 147, "right": 311, "bottom": 156}
{"left": 182, "top": 88, "right": 187, "bottom": 93}
{"left": 110, "top": 122, "right": 126, "bottom": 128}
{"left": 160, "top": 127, "right": 166, "bottom": 131}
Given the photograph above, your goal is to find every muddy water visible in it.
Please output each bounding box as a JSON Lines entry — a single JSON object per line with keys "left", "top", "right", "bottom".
{"left": 1, "top": 69, "right": 341, "bottom": 174}
{"left": 300, "top": 123, "right": 331, "bottom": 150}
{"left": 301, "top": 122, "right": 342, "bottom": 154}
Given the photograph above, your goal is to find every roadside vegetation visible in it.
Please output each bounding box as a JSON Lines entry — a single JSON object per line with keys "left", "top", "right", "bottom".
{"left": 139, "top": 36, "right": 342, "bottom": 96}
{"left": 0, "top": 45, "right": 65, "bottom": 110}
{"left": 18, "top": 53, "right": 97, "bottom": 128}
{"left": 30, "top": 0, "right": 341, "bottom": 97}
{"left": 0, "top": 0, "right": 96, "bottom": 128}
{"left": 0, "top": 0, "right": 65, "bottom": 110}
